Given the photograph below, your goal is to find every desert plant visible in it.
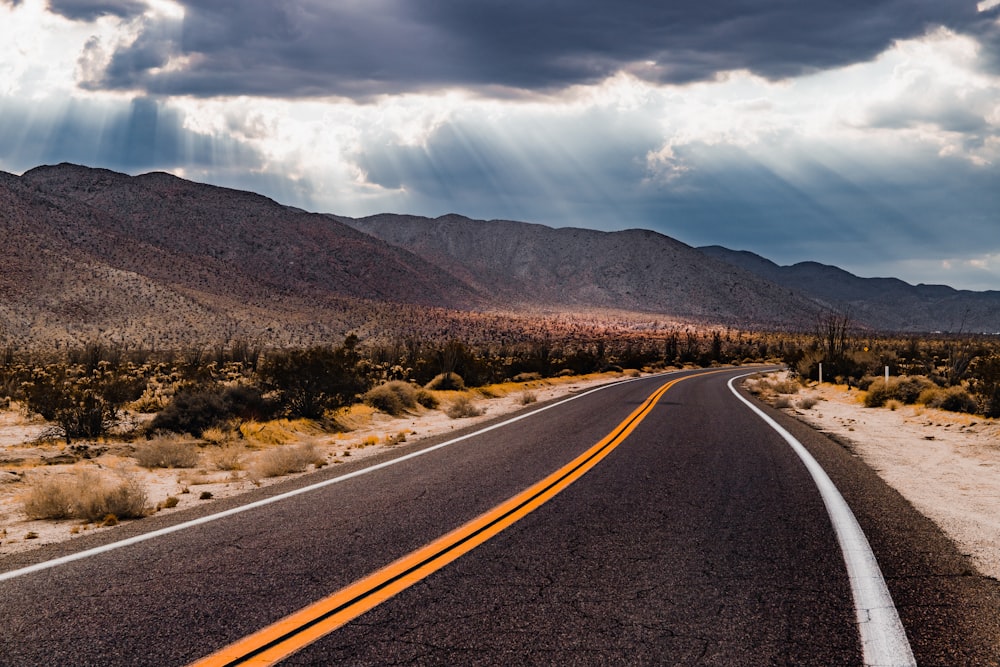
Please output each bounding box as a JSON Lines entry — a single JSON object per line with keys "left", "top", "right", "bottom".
{"left": 772, "top": 396, "right": 792, "bottom": 408}
{"left": 250, "top": 443, "right": 323, "bottom": 478}
{"left": 364, "top": 381, "right": 418, "bottom": 416}
{"left": 22, "top": 469, "right": 147, "bottom": 521}
{"left": 257, "top": 338, "right": 368, "bottom": 419}
{"left": 797, "top": 396, "right": 817, "bottom": 410}
{"left": 134, "top": 436, "right": 200, "bottom": 469}
{"left": 920, "top": 386, "right": 978, "bottom": 413}
{"left": 207, "top": 444, "right": 246, "bottom": 471}
{"left": 894, "top": 376, "right": 934, "bottom": 404}
{"left": 864, "top": 379, "right": 897, "bottom": 408}
{"left": 22, "top": 475, "right": 77, "bottom": 520}
{"left": 445, "top": 395, "right": 483, "bottom": 419}
{"left": 76, "top": 476, "right": 148, "bottom": 522}
{"left": 148, "top": 389, "right": 226, "bottom": 437}
{"left": 415, "top": 388, "right": 438, "bottom": 409}
{"left": 425, "top": 372, "right": 465, "bottom": 391}
{"left": 520, "top": 391, "right": 538, "bottom": 405}
{"left": 19, "top": 363, "right": 146, "bottom": 443}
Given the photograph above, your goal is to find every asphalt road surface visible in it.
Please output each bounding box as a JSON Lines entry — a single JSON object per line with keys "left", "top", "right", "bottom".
{"left": 2, "top": 368, "right": 998, "bottom": 666}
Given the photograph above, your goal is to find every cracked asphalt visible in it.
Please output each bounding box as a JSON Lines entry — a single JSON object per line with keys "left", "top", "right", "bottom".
{"left": 1, "top": 368, "right": 998, "bottom": 666}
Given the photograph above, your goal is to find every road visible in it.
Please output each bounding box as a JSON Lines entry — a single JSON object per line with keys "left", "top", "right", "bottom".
{"left": 1, "top": 368, "right": 998, "bottom": 666}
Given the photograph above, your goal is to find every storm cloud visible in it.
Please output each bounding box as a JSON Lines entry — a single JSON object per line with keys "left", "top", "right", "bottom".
{"left": 84, "top": 0, "right": 995, "bottom": 98}
{"left": 2, "top": 0, "right": 999, "bottom": 289}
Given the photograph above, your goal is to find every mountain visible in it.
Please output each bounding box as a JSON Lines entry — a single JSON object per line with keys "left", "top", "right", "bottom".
{"left": 338, "top": 213, "right": 821, "bottom": 328}
{"left": 698, "top": 246, "right": 1000, "bottom": 333}
{"left": 0, "top": 164, "right": 483, "bottom": 347}
{"left": 3, "top": 163, "right": 992, "bottom": 349}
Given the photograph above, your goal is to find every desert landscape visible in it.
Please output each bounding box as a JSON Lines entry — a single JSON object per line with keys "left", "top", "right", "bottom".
{"left": 3, "top": 369, "right": 997, "bottom": 585}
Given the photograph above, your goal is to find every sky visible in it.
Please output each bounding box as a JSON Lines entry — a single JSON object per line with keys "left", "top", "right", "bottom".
{"left": 1, "top": 0, "right": 999, "bottom": 290}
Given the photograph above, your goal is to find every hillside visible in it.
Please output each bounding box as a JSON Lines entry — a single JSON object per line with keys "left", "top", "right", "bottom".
{"left": 0, "top": 164, "right": 486, "bottom": 347}
{"left": 4, "top": 162, "right": 993, "bottom": 349}
{"left": 698, "top": 246, "right": 1000, "bottom": 333}
{"left": 338, "top": 213, "right": 821, "bottom": 328}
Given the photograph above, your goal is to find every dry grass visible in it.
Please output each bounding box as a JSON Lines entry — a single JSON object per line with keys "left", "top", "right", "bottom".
{"left": 22, "top": 468, "right": 148, "bottom": 522}
{"left": 206, "top": 443, "right": 246, "bottom": 471}
{"left": 249, "top": 443, "right": 324, "bottom": 479}
{"left": 520, "top": 391, "right": 538, "bottom": 405}
{"left": 134, "top": 436, "right": 200, "bottom": 469}
{"left": 446, "top": 395, "right": 485, "bottom": 419}
{"left": 240, "top": 419, "right": 323, "bottom": 446}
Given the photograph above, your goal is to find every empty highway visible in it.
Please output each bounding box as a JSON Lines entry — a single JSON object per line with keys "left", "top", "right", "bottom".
{"left": 1, "top": 368, "right": 998, "bottom": 666}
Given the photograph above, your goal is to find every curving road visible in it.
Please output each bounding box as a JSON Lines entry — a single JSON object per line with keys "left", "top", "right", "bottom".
{"left": 1, "top": 368, "right": 998, "bottom": 666}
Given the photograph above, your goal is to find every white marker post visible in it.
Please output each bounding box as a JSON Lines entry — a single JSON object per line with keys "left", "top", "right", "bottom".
{"left": 885, "top": 365, "right": 889, "bottom": 384}
{"left": 818, "top": 362, "right": 823, "bottom": 384}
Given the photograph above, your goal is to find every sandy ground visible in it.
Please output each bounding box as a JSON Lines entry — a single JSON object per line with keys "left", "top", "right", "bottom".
{"left": 750, "top": 373, "right": 1000, "bottom": 581}
{"left": 2, "top": 370, "right": 998, "bottom": 584}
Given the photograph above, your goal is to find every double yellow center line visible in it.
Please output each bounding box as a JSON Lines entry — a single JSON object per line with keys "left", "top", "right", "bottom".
{"left": 189, "top": 375, "right": 686, "bottom": 667}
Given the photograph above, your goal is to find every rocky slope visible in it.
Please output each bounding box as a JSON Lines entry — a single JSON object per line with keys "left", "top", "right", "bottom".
{"left": 698, "top": 246, "right": 1000, "bottom": 333}
{"left": 338, "top": 213, "right": 821, "bottom": 328}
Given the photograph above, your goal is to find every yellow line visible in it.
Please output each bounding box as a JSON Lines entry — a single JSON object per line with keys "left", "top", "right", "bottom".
{"left": 189, "top": 374, "right": 690, "bottom": 667}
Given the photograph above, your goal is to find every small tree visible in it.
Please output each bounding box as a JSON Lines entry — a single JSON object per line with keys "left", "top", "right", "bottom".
{"left": 20, "top": 362, "right": 146, "bottom": 443}
{"left": 257, "top": 336, "right": 368, "bottom": 419}
{"left": 970, "top": 354, "right": 1000, "bottom": 418}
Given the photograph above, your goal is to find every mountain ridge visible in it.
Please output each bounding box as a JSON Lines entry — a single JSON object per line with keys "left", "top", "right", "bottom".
{"left": 698, "top": 245, "right": 1000, "bottom": 333}
{"left": 2, "top": 163, "right": 997, "bottom": 348}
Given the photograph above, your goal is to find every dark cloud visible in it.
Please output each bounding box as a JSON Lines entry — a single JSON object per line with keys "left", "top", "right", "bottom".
{"left": 47, "top": 0, "right": 148, "bottom": 21}
{"left": 82, "top": 0, "right": 991, "bottom": 99}
{"left": 0, "top": 96, "right": 262, "bottom": 174}
{"left": 347, "top": 111, "right": 1000, "bottom": 282}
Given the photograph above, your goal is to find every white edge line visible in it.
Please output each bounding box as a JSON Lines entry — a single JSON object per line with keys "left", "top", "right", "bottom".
{"left": 0, "top": 373, "right": 661, "bottom": 583}
{"left": 728, "top": 373, "right": 916, "bottom": 667}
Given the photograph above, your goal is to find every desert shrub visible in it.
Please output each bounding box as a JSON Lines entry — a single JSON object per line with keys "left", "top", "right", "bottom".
{"left": 200, "top": 426, "right": 232, "bottom": 445}
{"left": 19, "top": 363, "right": 146, "bottom": 443}
{"left": 22, "top": 469, "right": 147, "bottom": 521}
{"left": 22, "top": 476, "right": 76, "bottom": 520}
{"left": 770, "top": 379, "right": 800, "bottom": 395}
{"left": 207, "top": 444, "right": 246, "bottom": 471}
{"left": 921, "top": 386, "right": 978, "bottom": 413}
{"left": 885, "top": 399, "right": 902, "bottom": 411}
{"left": 364, "top": 381, "right": 418, "bottom": 416}
{"left": 149, "top": 389, "right": 226, "bottom": 437}
{"left": 415, "top": 388, "right": 438, "bottom": 409}
{"left": 258, "top": 338, "right": 368, "bottom": 419}
{"left": 520, "top": 391, "right": 538, "bottom": 405}
{"left": 797, "top": 397, "right": 817, "bottom": 410}
{"left": 76, "top": 476, "right": 148, "bottom": 522}
{"left": 969, "top": 354, "right": 1000, "bottom": 418}
{"left": 251, "top": 443, "right": 323, "bottom": 478}
{"left": 425, "top": 372, "right": 465, "bottom": 391}
{"left": 150, "top": 385, "right": 277, "bottom": 437}
{"left": 239, "top": 419, "right": 323, "bottom": 446}
{"left": 863, "top": 379, "right": 896, "bottom": 408}
{"left": 772, "top": 396, "right": 792, "bottom": 408}
{"left": 221, "top": 385, "right": 278, "bottom": 422}
{"left": 894, "top": 376, "right": 934, "bottom": 404}
{"left": 512, "top": 372, "right": 541, "bottom": 383}
{"left": 135, "top": 436, "right": 200, "bottom": 469}
{"left": 445, "top": 395, "right": 483, "bottom": 419}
